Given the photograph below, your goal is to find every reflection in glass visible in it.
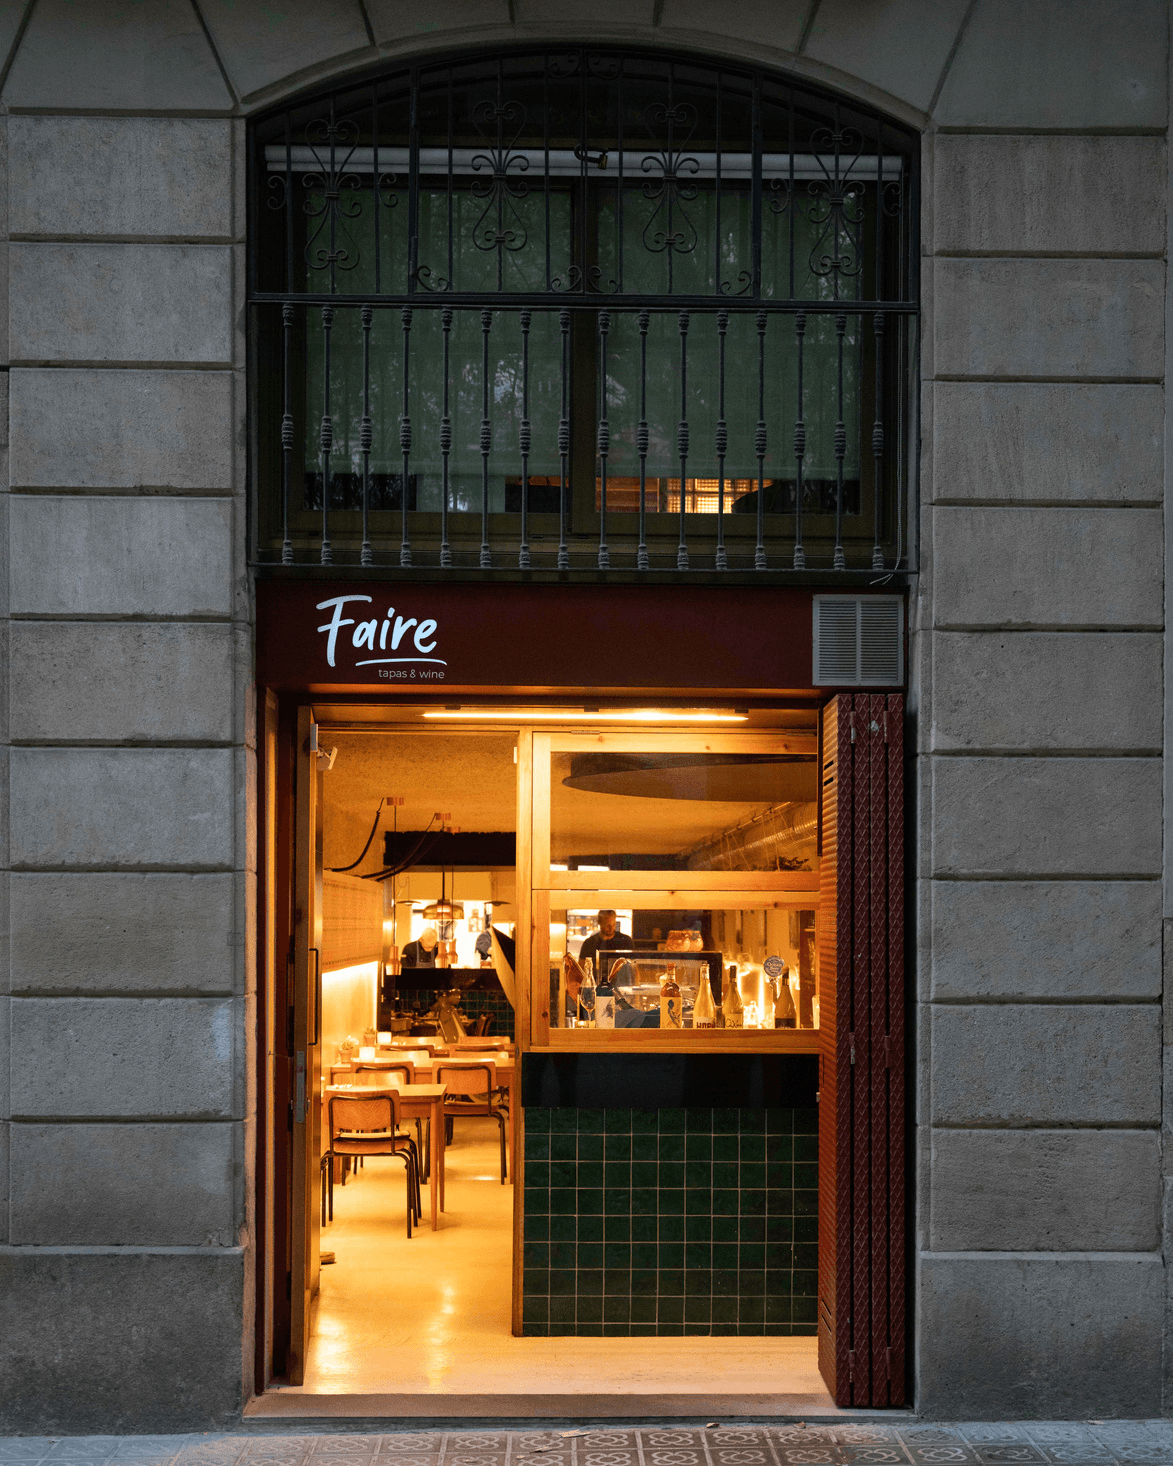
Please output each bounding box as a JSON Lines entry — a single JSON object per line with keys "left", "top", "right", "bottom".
{"left": 549, "top": 750, "right": 818, "bottom": 874}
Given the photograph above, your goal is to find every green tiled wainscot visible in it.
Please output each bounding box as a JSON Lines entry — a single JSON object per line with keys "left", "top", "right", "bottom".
{"left": 521, "top": 1105, "right": 817, "bottom": 1337}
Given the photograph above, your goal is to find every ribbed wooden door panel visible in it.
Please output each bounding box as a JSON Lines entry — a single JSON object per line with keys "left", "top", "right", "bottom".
{"left": 817, "top": 694, "right": 906, "bottom": 1408}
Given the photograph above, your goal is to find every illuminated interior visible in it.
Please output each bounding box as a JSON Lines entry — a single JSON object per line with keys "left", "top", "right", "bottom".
{"left": 287, "top": 709, "right": 828, "bottom": 1404}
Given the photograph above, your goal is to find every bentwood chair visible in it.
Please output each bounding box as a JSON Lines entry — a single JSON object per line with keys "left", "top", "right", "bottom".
{"left": 352, "top": 1060, "right": 430, "bottom": 1179}
{"left": 435, "top": 1062, "right": 509, "bottom": 1184}
{"left": 323, "top": 1092, "right": 421, "bottom": 1236}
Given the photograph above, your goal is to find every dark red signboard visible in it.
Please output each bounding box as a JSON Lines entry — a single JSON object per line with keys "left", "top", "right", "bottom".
{"left": 255, "top": 581, "right": 816, "bottom": 693}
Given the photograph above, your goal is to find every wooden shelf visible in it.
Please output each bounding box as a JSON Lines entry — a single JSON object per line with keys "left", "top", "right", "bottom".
{"left": 535, "top": 1028, "right": 821, "bottom": 1055}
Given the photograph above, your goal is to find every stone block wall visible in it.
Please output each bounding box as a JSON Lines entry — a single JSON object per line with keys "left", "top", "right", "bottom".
{"left": 0, "top": 0, "right": 1166, "bottom": 1431}
{"left": 915, "top": 0, "right": 1169, "bottom": 1420}
{"left": 0, "top": 61, "right": 253, "bottom": 1431}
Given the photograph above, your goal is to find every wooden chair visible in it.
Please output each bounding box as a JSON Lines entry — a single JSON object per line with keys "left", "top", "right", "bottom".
{"left": 352, "top": 1061, "right": 429, "bottom": 1179}
{"left": 323, "top": 1092, "right": 421, "bottom": 1236}
{"left": 353, "top": 1059, "right": 415, "bottom": 1084}
{"left": 453, "top": 1041, "right": 514, "bottom": 1107}
{"left": 435, "top": 1061, "right": 509, "bottom": 1184}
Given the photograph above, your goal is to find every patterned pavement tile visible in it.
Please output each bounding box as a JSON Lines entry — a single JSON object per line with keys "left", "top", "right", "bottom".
{"left": 113, "top": 1443, "right": 190, "bottom": 1457}
{"left": 902, "top": 1451, "right": 977, "bottom": 1465}
{"left": 640, "top": 1433, "right": 707, "bottom": 1449}
{"left": 956, "top": 1433, "right": 1026, "bottom": 1447}
{"left": 971, "top": 1450, "right": 1047, "bottom": 1465}
{"left": 242, "top": 1447, "right": 314, "bottom": 1460}
{"left": 45, "top": 1446, "right": 122, "bottom": 1459}
{"left": 576, "top": 1437, "right": 639, "bottom": 1452}
{"left": 1021, "top": 1432, "right": 1096, "bottom": 1447}
{"left": 836, "top": 1432, "right": 900, "bottom": 1447}
{"left": 576, "top": 1453, "right": 639, "bottom": 1466}
{"left": 774, "top": 1450, "right": 843, "bottom": 1466}
{"left": 379, "top": 1444, "right": 439, "bottom": 1454}
{"left": 1030, "top": 1448, "right": 1113, "bottom": 1465}
{"left": 710, "top": 1450, "right": 772, "bottom": 1465}
{"left": 709, "top": 1434, "right": 769, "bottom": 1447}
{"left": 841, "top": 1449, "right": 910, "bottom": 1465}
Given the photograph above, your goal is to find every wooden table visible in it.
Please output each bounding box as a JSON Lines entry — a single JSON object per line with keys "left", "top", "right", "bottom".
{"left": 324, "top": 1082, "right": 447, "bottom": 1230}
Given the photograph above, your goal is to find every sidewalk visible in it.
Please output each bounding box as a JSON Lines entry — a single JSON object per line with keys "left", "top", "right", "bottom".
{"left": 3, "top": 1421, "right": 1173, "bottom": 1465}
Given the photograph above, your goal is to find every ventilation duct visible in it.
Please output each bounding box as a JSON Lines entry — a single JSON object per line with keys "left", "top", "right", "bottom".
{"left": 813, "top": 595, "right": 904, "bottom": 686}
{"left": 685, "top": 801, "right": 818, "bottom": 872}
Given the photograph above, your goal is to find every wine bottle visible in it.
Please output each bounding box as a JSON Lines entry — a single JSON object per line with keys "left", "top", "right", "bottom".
{"left": 660, "top": 964, "right": 683, "bottom": 1029}
{"left": 774, "top": 968, "right": 797, "bottom": 1028}
{"left": 692, "top": 969, "right": 717, "bottom": 1029}
{"left": 723, "top": 965, "right": 745, "bottom": 1029}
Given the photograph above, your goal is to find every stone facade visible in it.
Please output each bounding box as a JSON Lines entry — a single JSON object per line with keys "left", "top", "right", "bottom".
{"left": 0, "top": 0, "right": 1168, "bottom": 1431}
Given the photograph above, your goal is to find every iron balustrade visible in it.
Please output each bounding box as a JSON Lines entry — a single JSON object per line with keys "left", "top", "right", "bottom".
{"left": 250, "top": 49, "right": 918, "bottom": 577}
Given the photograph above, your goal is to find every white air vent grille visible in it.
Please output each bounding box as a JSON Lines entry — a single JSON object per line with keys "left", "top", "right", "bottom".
{"left": 813, "top": 595, "right": 904, "bottom": 686}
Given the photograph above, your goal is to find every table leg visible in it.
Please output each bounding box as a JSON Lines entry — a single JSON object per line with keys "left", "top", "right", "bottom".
{"left": 429, "top": 1099, "right": 441, "bottom": 1229}
{"left": 438, "top": 1099, "right": 446, "bottom": 1214}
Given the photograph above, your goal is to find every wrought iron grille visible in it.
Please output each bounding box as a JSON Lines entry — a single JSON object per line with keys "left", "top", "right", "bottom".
{"left": 250, "top": 49, "right": 918, "bottom": 575}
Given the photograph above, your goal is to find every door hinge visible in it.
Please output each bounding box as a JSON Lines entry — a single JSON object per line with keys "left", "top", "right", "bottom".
{"left": 294, "top": 1049, "right": 306, "bottom": 1124}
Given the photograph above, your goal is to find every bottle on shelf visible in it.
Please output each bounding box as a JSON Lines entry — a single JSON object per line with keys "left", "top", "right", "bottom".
{"left": 660, "top": 964, "right": 683, "bottom": 1029}
{"left": 774, "top": 969, "right": 797, "bottom": 1028}
{"left": 579, "top": 961, "right": 596, "bottom": 1026}
{"left": 723, "top": 965, "right": 745, "bottom": 1029}
{"left": 692, "top": 968, "right": 717, "bottom": 1029}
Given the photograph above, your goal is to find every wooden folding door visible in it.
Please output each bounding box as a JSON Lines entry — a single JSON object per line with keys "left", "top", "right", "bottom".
{"left": 817, "top": 693, "right": 907, "bottom": 1407}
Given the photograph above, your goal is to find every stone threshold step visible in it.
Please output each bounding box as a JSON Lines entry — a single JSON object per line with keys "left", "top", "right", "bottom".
{"left": 243, "top": 1393, "right": 909, "bottom": 1420}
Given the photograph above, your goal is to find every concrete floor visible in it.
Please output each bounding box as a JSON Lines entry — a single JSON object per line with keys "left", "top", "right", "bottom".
{"left": 259, "top": 1118, "right": 831, "bottom": 1414}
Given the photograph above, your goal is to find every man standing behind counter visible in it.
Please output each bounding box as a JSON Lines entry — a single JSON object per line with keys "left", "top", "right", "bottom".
{"left": 577, "top": 909, "right": 634, "bottom": 974}
{"left": 401, "top": 926, "right": 438, "bottom": 967}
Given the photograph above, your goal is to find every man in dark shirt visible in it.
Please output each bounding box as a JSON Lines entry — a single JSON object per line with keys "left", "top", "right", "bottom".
{"left": 577, "top": 909, "right": 634, "bottom": 975}
{"left": 401, "top": 926, "right": 438, "bottom": 967}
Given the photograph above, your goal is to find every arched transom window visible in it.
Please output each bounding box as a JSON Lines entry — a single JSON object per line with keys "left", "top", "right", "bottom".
{"left": 251, "top": 49, "right": 917, "bottom": 574}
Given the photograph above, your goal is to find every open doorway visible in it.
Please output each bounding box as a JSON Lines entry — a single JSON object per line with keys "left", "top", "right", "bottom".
{"left": 310, "top": 729, "right": 520, "bottom": 1392}
{"left": 257, "top": 698, "right": 904, "bottom": 1413}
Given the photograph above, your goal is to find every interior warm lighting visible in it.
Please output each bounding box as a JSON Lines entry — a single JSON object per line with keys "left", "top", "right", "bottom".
{"left": 422, "top": 708, "right": 749, "bottom": 723}
{"left": 422, "top": 898, "right": 465, "bottom": 919}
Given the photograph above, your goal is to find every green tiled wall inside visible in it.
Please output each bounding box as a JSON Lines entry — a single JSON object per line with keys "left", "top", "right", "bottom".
{"left": 521, "top": 1105, "right": 818, "bottom": 1337}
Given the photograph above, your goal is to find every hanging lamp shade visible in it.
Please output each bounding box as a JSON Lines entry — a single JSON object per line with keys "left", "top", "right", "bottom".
{"left": 423, "top": 865, "right": 463, "bottom": 921}
{"left": 422, "top": 898, "right": 465, "bottom": 920}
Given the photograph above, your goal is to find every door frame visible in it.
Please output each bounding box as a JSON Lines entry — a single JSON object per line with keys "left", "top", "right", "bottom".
{"left": 254, "top": 694, "right": 909, "bottom": 1404}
